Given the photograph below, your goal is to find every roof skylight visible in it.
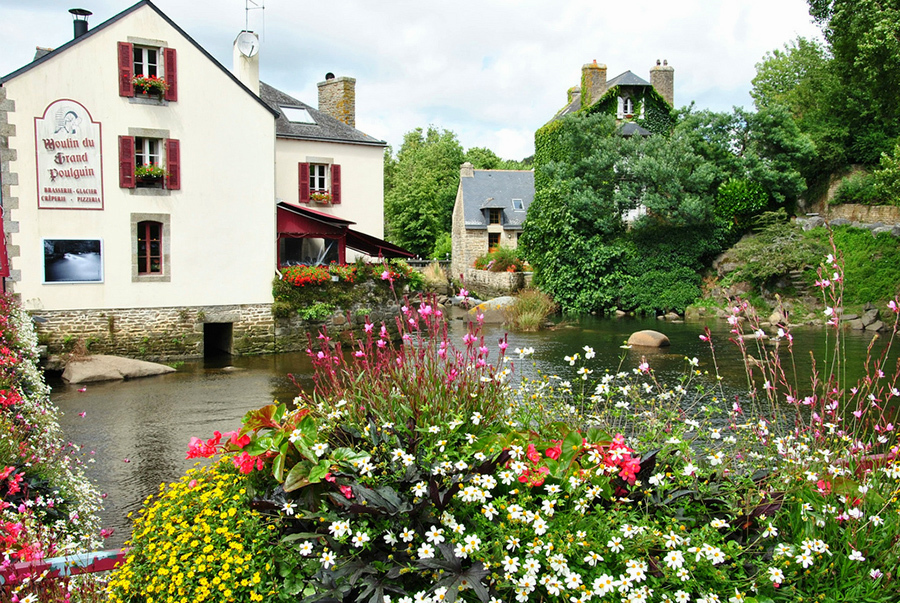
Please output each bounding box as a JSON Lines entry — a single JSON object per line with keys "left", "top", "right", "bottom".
{"left": 280, "top": 106, "right": 316, "bottom": 124}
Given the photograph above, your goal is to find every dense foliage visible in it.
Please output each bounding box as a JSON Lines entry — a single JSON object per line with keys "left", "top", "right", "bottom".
{"left": 0, "top": 294, "right": 103, "bottom": 600}
{"left": 752, "top": 2, "right": 900, "bottom": 191}
{"left": 523, "top": 105, "right": 811, "bottom": 314}
{"left": 111, "top": 266, "right": 900, "bottom": 602}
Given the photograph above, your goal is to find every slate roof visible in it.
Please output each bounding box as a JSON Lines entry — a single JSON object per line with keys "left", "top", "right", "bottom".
{"left": 461, "top": 170, "right": 534, "bottom": 230}
{"left": 259, "top": 82, "right": 386, "bottom": 147}
{"left": 618, "top": 122, "right": 652, "bottom": 137}
{"left": 605, "top": 70, "right": 652, "bottom": 88}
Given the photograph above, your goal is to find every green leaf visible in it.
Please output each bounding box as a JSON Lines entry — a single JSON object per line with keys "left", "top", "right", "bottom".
{"left": 273, "top": 451, "right": 286, "bottom": 483}
{"left": 284, "top": 459, "right": 315, "bottom": 492}
{"left": 557, "top": 429, "right": 585, "bottom": 472}
{"left": 331, "top": 447, "right": 370, "bottom": 463}
{"left": 308, "top": 460, "right": 332, "bottom": 484}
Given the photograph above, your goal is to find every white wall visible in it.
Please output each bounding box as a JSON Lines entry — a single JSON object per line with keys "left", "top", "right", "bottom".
{"left": 4, "top": 4, "right": 277, "bottom": 311}
{"left": 274, "top": 138, "right": 384, "bottom": 239}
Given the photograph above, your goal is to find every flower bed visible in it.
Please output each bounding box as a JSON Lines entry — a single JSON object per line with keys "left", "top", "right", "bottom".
{"left": 0, "top": 293, "right": 103, "bottom": 600}
{"left": 112, "top": 249, "right": 900, "bottom": 602}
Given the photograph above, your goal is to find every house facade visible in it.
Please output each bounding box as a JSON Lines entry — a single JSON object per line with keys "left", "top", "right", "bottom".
{"left": 450, "top": 162, "right": 534, "bottom": 278}
{"left": 0, "top": 0, "right": 401, "bottom": 358}
{"left": 551, "top": 59, "right": 674, "bottom": 134}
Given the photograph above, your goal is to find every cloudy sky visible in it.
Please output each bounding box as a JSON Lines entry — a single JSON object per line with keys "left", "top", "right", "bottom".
{"left": 1, "top": 0, "right": 823, "bottom": 160}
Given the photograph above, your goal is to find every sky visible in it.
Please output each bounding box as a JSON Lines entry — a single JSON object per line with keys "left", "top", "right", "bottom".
{"left": 0, "top": 0, "right": 824, "bottom": 161}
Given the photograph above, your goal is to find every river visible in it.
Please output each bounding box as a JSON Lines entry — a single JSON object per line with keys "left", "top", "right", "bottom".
{"left": 50, "top": 312, "right": 896, "bottom": 547}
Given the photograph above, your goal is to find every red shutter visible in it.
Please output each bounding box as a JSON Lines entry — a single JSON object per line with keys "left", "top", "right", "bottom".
{"left": 119, "top": 135, "right": 135, "bottom": 188}
{"left": 165, "top": 139, "right": 181, "bottom": 190}
{"left": 118, "top": 42, "right": 134, "bottom": 97}
{"left": 298, "top": 163, "right": 310, "bottom": 203}
{"left": 331, "top": 164, "right": 341, "bottom": 204}
{"left": 164, "top": 47, "right": 178, "bottom": 102}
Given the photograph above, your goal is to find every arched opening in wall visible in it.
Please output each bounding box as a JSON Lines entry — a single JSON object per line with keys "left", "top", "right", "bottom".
{"left": 203, "top": 323, "right": 233, "bottom": 358}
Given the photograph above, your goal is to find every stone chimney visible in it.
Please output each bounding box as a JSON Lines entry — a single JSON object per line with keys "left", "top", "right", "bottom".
{"left": 567, "top": 86, "right": 581, "bottom": 106}
{"left": 460, "top": 162, "right": 474, "bottom": 179}
{"left": 317, "top": 74, "right": 356, "bottom": 128}
{"left": 232, "top": 31, "right": 260, "bottom": 95}
{"left": 650, "top": 59, "right": 674, "bottom": 107}
{"left": 581, "top": 60, "right": 607, "bottom": 108}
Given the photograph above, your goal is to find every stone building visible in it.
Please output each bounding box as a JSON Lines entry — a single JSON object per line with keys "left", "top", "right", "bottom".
{"left": 450, "top": 162, "right": 534, "bottom": 278}
{"left": 0, "top": 0, "right": 407, "bottom": 358}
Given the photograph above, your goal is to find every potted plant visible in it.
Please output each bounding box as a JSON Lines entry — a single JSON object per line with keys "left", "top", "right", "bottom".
{"left": 135, "top": 163, "right": 168, "bottom": 186}
{"left": 310, "top": 191, "right": 332, "bottom": 205}
{"left": 132, "top": 74, "right": 169, "bottom": 97}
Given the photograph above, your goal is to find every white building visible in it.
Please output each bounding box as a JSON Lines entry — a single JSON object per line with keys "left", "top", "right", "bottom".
{"left": 0, "top": 0, "right": 404, "bottom": 357}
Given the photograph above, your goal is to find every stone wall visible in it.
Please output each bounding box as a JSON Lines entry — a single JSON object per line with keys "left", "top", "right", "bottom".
{"left": 32, "top": 297, "right": 403, "bottom": 359}
{"left": 0, "top": 86, "right": 20, "bottom": 287}
{"left": 316, "top": 76, "right": 356, "bottom": 128}
{"left": 813, "top": 203, "right": 900, "bottom": 225}
{"left": 463, "top": 269, "right": 526, "bottom": 298}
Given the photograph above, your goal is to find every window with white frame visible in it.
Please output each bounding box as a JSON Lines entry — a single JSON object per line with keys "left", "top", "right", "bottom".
{"left": 135, "top": 137, "right": 161, "bottom": 168}
{"left": 310, "top": 164, "right": 329, "bottom": 192}
{"left": 133, "top": 46, "right": 160, "bottom": 78}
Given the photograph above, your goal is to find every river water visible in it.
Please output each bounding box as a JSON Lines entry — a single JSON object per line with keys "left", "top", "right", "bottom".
{"left": 50, "top": 312, "right": 895, "bottom": 547}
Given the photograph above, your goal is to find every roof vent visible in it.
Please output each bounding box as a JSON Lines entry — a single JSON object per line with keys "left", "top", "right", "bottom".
{"left": 325, "top": 72, "right": 335, "bottom": 80}
{"left": 69, "top": 8, "right": 92, "bottom": 39}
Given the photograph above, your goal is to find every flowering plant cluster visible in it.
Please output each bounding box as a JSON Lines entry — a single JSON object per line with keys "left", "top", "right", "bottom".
{"left": 310, "top": 192, "right": 333, "bottom": 204}
{"left": 132, "top": 74, "right": 169, "bottom": 94}
{"left": 0, "top": 293, "right": 103, "bottom": 600}
{"left": 134, "top": 163, "right": 167, "bottom": 179}
{"left": 281, "top": 264, "right": 331, "bottom": 287}
{"left": 114, "top": 246, "right": 900, "bottom": 603}
{"left": 107, "top": 461, "right": 282, "bottom": 603}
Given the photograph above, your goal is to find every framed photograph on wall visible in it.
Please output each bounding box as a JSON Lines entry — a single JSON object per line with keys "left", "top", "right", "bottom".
{"left": 42, "top": 239, "right": 103, "bottom": 283}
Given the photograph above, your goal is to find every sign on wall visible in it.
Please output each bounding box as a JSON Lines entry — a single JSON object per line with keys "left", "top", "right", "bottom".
{"left": 42, "top": 239, "right": 103, "bottom": 283}
{"left": 34, "top": 100, "right": 103, "bottom": 210}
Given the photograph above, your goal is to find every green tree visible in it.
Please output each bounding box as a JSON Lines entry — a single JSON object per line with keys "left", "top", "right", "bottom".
{"left": 464, "top": 147, "right": 530, "bottom": 170}
{"left": 383, "top": 127, "right": 465, "bottom": 257}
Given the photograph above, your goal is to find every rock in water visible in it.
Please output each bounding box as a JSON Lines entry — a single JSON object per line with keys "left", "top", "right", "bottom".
{"left": 627, "top": 330, "right": 670, "bottom": 348}
{"left": 62, "top": 355, "right": 176, "bottom": 384}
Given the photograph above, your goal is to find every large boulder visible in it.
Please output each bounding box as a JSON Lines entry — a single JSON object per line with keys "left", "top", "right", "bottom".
{"left": 627, "top": 330, "right": 670, "bottom": 348}
{"left": 62, "top": 354, "right": 176, "bottom": 384}
{"left": 468, "top": 296, "right": 517, "bottom": 324}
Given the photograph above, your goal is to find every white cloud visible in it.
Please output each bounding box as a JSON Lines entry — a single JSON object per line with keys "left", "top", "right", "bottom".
{"left": 0, "top": 0, "right": 822, "bottom": 160}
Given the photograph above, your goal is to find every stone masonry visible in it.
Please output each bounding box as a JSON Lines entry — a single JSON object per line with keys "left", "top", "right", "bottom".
{"left": 0, "top": 86, "right": 20, "bottom": 288}
{"left": 317, "top": 76, "right": 356, "bottom": 128}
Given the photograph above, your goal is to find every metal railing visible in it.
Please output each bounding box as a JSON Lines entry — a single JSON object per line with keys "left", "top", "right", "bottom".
{"left": 0, "top": 549, "right": 126, "bottom": 586}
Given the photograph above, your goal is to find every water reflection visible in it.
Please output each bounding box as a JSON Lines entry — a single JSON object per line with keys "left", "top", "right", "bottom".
{"left": 52, "top": 313, "right": 894, "bottom": 547}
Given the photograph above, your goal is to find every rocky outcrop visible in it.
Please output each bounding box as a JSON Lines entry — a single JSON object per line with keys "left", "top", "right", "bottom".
{"left": 627, "top": 330, "right": 670, "bottom": 348}
{"left": 468, "top": 296, "right": 516, "bottom": 324}
{"left": 62, "top": 355, "right": 176, "bottom": 384}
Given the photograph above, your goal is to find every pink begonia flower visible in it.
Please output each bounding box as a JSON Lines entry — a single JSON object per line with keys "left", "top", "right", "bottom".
{"left": 339, "top": 485, "right": 354, "bottom": 499}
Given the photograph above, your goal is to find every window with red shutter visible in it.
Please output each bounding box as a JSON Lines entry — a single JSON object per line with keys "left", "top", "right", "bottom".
{"left": 165, "top": 139, "right": 181, "bottom": 190}
{"left": 163, "top": 48, "right": 177, "bottom": 102}
{"left": 331, "top": 164, "right": 341, "bottom": 204}
{"left": 119, "top": 135, "right": 136, "bottom": 188}
{"left": 298, "top": 163, "right": 310, "bottom": 203}
{"left": 118, "top": 42, "right": 134, "bottom": 97}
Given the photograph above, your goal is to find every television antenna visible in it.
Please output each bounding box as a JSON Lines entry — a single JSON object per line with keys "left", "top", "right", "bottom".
{"left": 244, "top": 0, "right": 265, "bottom": 33}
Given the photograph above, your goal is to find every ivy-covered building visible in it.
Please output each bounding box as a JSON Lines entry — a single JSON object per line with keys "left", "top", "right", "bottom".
{"left": 547, "top": 59, "right": 674, "bottom": 135}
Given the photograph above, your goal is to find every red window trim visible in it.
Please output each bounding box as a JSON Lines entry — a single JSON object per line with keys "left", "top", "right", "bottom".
{"left": 298, "top": 162, "right": 310, "bottom": 203}
{"left": 331, "top": 164, "right": 341, "bottom": 204}
{"left": 118, "top": 42, "right": 135, "bottom": 97}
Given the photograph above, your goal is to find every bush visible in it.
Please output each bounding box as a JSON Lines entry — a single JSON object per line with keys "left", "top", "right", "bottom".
{"left": 504, "top": 289, "right": 557, "bottom": 331}
{"left": 431, "top": 232, "right": 452, "bottom": 260}
{"left": 714, "top": 177, "right": 768, "bottom": 228}
{"left": 474, "top": 246, "right": 526, "bottom": 272}
{"left": 298, "top": 301, "right": 336, "bottom": 322}
{"left": 832, "top": 171, "right": 882, "bottom": 205}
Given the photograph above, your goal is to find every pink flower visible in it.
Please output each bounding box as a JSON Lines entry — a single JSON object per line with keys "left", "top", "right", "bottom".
{"left": 699, "top": 334, "right": 709, "bottom": 342}
{"left": 339, "top": 485, "right": 354, "bottom": 499}
{"left": 364, "top": 322, "right": 374, "bottom": 333}
{"left": 888, "top": 300, "right": 898, "bottom": 313}
{"left": 381, "top": 270, "right": 391, "bottom": 281}
{"left": 354, "top": 350, "right": 366, "bottom": 358}
{"left": 463, "top": 333, "right": 476, "bottom": 346}
{"left": 499, "top": 340, "right": 508, "bottom": 352}
{"left": 638, "top": 361, "right": 649, "bottom": 373}
{"left": 459, "top": 288, "right": 469, "bottom": 297}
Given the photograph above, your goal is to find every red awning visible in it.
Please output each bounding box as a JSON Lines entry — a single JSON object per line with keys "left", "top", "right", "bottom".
{"left": 346, "top": 229, "right": 415, "bottom": 258}
{"left": 276, "top": 202, "right": 413, "bottom": 259}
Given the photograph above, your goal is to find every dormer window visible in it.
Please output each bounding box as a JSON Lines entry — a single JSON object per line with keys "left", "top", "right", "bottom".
{"left": 488, "top": 209, "right": 502, "bottom": 224}
{"left": 617, "top": 96, "right": 634, "bottom": 118}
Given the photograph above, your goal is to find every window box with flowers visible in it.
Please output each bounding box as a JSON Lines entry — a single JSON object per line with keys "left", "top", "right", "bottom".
{"left": 310, "top": 192, "right": 332, "bottom": 205}
{"left": 135, "top": 163, "right": 168, "bottom": 187}
{"left": 132, "top": 75, "right": 169, "bottom": 98}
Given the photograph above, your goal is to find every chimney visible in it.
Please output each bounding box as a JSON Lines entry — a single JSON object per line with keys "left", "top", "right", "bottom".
{"left": 581, "top": 60, "right": 607, "bottom": 109}
{"left": 567, "top": 86, "right": 581, "bottom": 105}
{"left": 69, "top": 8, "right": 92, "bottom": 39}
{"left": 460, "top": 162, "right": 474, "bottom": 179}
{"left": 650, "top": 59, "right": 674, "bottom": 107}
{"left": 317, "top": 74, "right": 356, "bottom": 128}
{"left": 232, "top": 31, "right": 260, "bottom": 95}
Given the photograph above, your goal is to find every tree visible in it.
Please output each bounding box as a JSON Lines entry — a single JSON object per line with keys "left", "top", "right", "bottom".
{"left": 464, "top": 147, "right": 530, "bottom": 170}
{"left": 383, "top": 127, "right": 464, "bottom": 257}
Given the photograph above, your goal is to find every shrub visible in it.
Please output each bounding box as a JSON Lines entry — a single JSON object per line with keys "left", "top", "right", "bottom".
{"left": 431, "top": 232, "right": 452, "bottom": 260}
{"left": 298, "top": 302, "right": 336, "bottom": 322}
{"left": 422, "top": 261, "right": 449, "bottom": 291}
{"left": 505, "top": 289, "right": 557, "bottom": 331}
{"left": 832, "top": 171, "right": 882, "bottom": 206}
{"left": 474, "top": 246, "right": 526, "bottom": 272}
{"left": 714, "top": 177, "right": 768, "bottom": 228}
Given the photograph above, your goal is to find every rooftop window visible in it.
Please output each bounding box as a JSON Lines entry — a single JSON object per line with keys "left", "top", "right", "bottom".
{"left": 280, "top": 106, "right": 316, "bottom": 124}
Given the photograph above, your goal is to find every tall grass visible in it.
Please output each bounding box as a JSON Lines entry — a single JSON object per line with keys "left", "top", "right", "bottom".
{"left": 505, "top": 289, "right": 557, "bottom": 331}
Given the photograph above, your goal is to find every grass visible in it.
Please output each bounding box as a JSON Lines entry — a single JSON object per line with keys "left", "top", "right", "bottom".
{"left": 504, "top": 288, "right": 557, "bottom": 331}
